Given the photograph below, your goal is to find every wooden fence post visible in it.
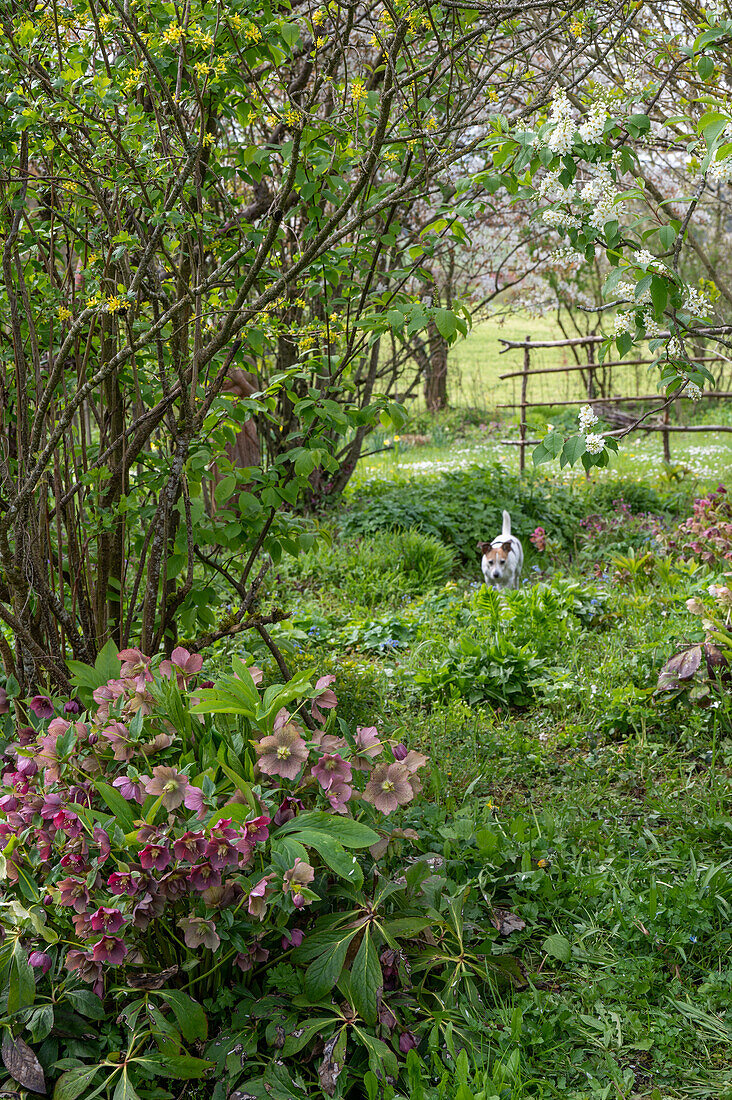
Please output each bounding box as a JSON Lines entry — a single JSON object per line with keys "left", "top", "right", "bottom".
{"left": 662, "top": 406, "right": 671, "bottom": 462}
{"left": 519, "top": 335, "right": 530, "bottom": 472}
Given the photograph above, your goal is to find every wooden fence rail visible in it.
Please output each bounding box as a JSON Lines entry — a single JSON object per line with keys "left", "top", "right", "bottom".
{"left": 498, "top": 332, "right": 730, "bottom": 470}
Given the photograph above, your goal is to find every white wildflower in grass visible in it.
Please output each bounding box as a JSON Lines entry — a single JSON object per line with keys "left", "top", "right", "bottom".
{"left": 541, "top": 209, "right": 581, "bottom": 229}
{"left": 545, "top": 91, "right": 576, "bottom": 155}
{"left": 578, "top": 404, "right": 599, "bottom": 432}
{"left": 585, "top": 432, "right": 606, "bottom": 455}
{"left": 579, "top": 103, "right": 608, "bottom": 144}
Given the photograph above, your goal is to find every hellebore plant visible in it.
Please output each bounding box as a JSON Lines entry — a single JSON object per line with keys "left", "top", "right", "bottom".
{"left": 0, "top": 646, "right": 433, "bottom": 1097}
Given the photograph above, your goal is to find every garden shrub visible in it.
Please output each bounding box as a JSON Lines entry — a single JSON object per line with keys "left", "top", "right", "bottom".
{"left": 0, "top": 646, "right": 527, "bottom": 1097}
{"left": 664, "top": 484, "right": 732, "bottom": 567}
{"left": 286, "top": 527, "right": 456, "bottom": 607}
{"left": 339, "top": 464, "right": 584, "bottom": 563}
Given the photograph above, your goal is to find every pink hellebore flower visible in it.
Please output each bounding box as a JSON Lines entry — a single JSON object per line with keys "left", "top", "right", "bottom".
{"left": 183, "top": 784, "right": 206, "bottom": 817}
{"left": 92, "top": 936, "right": 128, "bottom": 965}
{"left": 178, "top": 916, "right": 220, "bottom": 951}
{"left": 311, "top": 752, "right": 352, "bottom": 791}
{"left": 159, "top": 646, "right": 204, "bottom": 684}
{"left": 353, "top": 726, "right": 384, "bottom": 770}
{"left": 112, "top": 775, "right": 145, "bottom": 803}
{"left": 255, "top": 722, "right": 309, "bottom": 781}
{"left": 273, "top": 795, "right": 303, "bottom": 826}
{"left": 327, "top": 780, "right": 353, "bottom": 815}
{"left": 281, "top": 928, "right": 305, "bottom": 950}
{"left": 245, "top": 815, "right": 271, "bottom": 843}
{"left": 311, "top": 675, "right": 337, "bottom": 724}
{"left": 100, "top": 722, "right": 134, "bottom": 763}
{"left": 90, "top": 907, "right": 126, "bottom": 933}
{"left": 65, "top": 949, "right": 103, "bottom": 994}
{"left": 139, "top": 844, "right": 172, "bottom": 872}
{"left": 57, "top": 877, "right": 90, "bottom": 913}
{"left": 188, "top": 863, "right": 222, "bottom": 893}
{"left": 282, "top": 858, "right": 315, "bottom": 908}
{"left": 235, "top": 941, "right": 269, "bottom": 972}
{"left": 363, "top": 763, "right": 414, "bottom": 815}
{"left": 142, "top": 766, "right": 189, "bottom": 810}
{"left": 173, "top": 830, "right": 207, "bottom": 862}
{"left": 29, "top": 695, "right": 54, "bottom": 718}
{"left": 28, "top": 951, "right": 52, "bottom": 974}
{"left": 248, "top": 875, "right": 274, "bottom": 921}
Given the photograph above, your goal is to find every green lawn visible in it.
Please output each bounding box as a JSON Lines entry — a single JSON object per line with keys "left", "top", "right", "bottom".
{"left": 261, "top": 452, "right": 732, "bottom": 1099}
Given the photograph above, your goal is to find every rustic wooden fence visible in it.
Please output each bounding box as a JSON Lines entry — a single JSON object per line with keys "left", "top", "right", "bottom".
{"left": 497, "top": 332, "right": 732, "bottom": 471}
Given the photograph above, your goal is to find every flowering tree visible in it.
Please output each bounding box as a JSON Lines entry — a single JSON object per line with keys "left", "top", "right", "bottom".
{"left": 486, "top": 0, "right": 732, "bottom": 470}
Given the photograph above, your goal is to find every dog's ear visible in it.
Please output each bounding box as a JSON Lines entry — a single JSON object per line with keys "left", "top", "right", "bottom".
{"left": 477, "top": 541, "right": 490, "bottom": 553}
{"left": 502, "top": 540, "right": 513, "bottom": 551}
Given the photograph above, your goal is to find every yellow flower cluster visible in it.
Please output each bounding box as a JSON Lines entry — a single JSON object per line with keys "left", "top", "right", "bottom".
{"left": 161, "top": 23, "right": 185, "bottom": 45}
{"left": 189, "top": 26, "right": 214, "bottom": 48}
{"left": 98, "top": 14, "right": 113, "bottom": 32}
{"left": 570, "top": 18, "right": 583, "bottom": 37}
{"left": 313, "top": 10, "right": 326, "bottom": 25}
{"left": 106, "top": 295, "right": 126, "bottom": 313}
{"left": 58, "top": 306, "right": 72, "bottom": 321}
{"left": 201, "top": 132, "right": 216, "bottom": 147}
{"left": 487, "top": 88, "right": 499, "bottom": 102}
{"left": 283, "top": 106, "right": 301, "bottom": 126}
{"left": 194, "top": 60, "right": 212, "bottom": 78}
{"left": 405, "top": 8, "right": 427, "bottom": 31}
{"left": 315, "top": 36, "right": 326, "bottom": 48}
{"left": 121, "top": 65, "right": 145, "bottom": 94}
{"left": 244, "top": 23, "right": 262, "bottom": 42}
{"left": 351, "top": 79, "right": 367, "bottom": 104}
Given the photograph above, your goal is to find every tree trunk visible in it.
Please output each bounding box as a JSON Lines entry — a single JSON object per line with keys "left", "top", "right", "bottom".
{"left": 424, "top": 321, "right": 449, "bottom": 411}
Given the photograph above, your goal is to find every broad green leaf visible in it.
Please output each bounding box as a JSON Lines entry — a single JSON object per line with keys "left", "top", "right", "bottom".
{"left": 277, "top": 811, "right": 379, "bottom": 848}
{"left": 53, "top": 1066, "right": 102, "bottom": 1100}
{"left": 113, "top": 1070, "right": 141, "bottom": 1100}
{"left": 134, "top": 1054, "right": 213, "bottom": 1080}
{"left": 8, "top": 942, "right": 35, "bottom": 1014}
{"left": 543, "top": 933, "right": 572, "bottom": 964}
{"left": 66, "top": 989, "right": 107, "bottom": 1020}
{"left": 560, "top": 435, "right": 586, "bottom": 467}
{"left": 349, "top": 932, "right": 381, "bottom": 1024}
{"left": 292, "top": 830, "right": 363, "bottom": 887}
{"left": 304, "top": 932, "right": 357, "bottom": 1000}
{"left": 93, "top": 781, "right": 136, "bottom": 832}
{"left": 156, "top": 990, "right": 208, "bottom": 1043}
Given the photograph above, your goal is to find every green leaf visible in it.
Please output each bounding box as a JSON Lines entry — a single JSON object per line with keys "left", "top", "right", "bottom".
{"left": 66, "top": 989, "right": 107, "bottom": 1020}
{"left": 432, "top": 308, "right": 458, "bottom": 341}
{"left": 543, "top": 933, "right": 572, "bottom": 964}
{"left": 658, "top": 224, "right": 676, "bottom": 250}
{"left": 158, "top": 990, "right": 208, "bottom": 1043}
{"left": 304, "top": 932, "right": 357, "bottom": 1000}
{"left": 560, "top": 435, "right": 586, "bottom": 467}
{"left": 92, "top": 781, "right": 136, "bottom": 833}
{"left": 349, "top": 932, "right": 381, "bottom": 1024}
{"left": 702, "top": 113, "right": 729, "bottom": 148}
{"left": 697, "top": 55, "right": 715, "bottom": 81}
{"left": 616, "top": 330, "right": 633, "bottom": 358}
{"left": 650, "top": 276, "right": 668, "bottom": 317}
{"left": 95, "top": 638, "right": 122, "bottom": 683}
{"left": 288, "top": 830, "right": 363, "bottom": 886}
{"left": 113, "top": 1070, "right": 141, "bottom": 1100}
{"left": 214, "top": 475, "right": 236, "bottom": 505}
{"left": 8, "top": 941, "right": 35, "bottom": 1014}
{"left": 277, "top": 811, "right": 379, "bottom": 848}
{"left": 134, "top": 1054, "right": 213, "bottom": 1080}
{"left": 53, "top": 1066, "right": 102, "bottom": 1100}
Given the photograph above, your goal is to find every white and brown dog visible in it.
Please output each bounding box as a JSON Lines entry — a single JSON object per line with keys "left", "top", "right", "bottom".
{"left": 478, "top": 510, "right": 524, "bottom": 590}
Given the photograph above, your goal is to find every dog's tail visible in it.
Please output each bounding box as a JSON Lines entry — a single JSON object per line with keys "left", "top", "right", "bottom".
{"left": 502, "top": 510, "right": 512, "bottom": 538}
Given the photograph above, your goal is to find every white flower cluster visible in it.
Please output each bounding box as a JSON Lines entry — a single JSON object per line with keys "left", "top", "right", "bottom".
{"left": 685, "top": 380, "right": 702, "bottom": 401}
{"left": 581, "top": 166, "right": 618, "bottom": 229}
{"left": 537, "top": 169, "right": 575, "bottom": 203}
{"left": 616, "top": 281, "right": 637, "bottom": 300}
{"left": 579, "top": 103, "right": 608, "bottom": 144}
{"left": 643, "top": 312, "right": 664, "bottom": 337}
{"left": 578, "top": 404, "right": 598, "bottom": 431}
{"left": 667, "top": 335, "right": 682, "bottom": 357}
{"left": 542, "top": 209, "right": 581, "bottom": 229}
{"left": 635, "top": 249, "right": 662, "bottom": 270}
{"left": 585, "top": 433, "right": 606, "bottom": 455}
{"left": 545, "top": 92, "right": 576, "bottom": 155}
{"left": 709, "top": 155, "right": 732, "bottom": 185}
{"left": 625, "top": 73, "right": 649, "bottom": 100}
{"left": 684, "top": 286, "right": 711, "bottom": 318}
{"left": 612, "top": 312, "right": 634, "bottom": 336}
{"left": 705, "top": 0, "right": 727, "bottom": 19}
{"left": 550, "top": 246, "right": 585, "bottom": 265}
